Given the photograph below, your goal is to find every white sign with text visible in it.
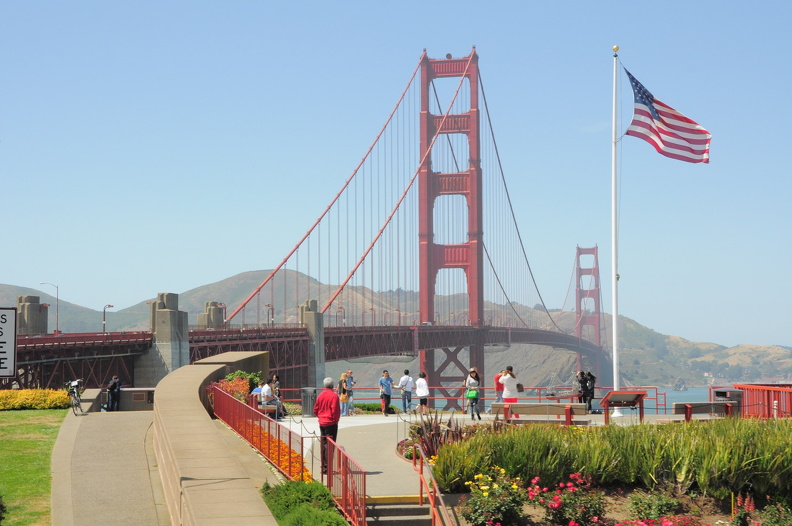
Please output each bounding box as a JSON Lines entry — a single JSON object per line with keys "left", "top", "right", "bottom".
{"left": 0, "top": 308, "right": 17, "bottom": 377}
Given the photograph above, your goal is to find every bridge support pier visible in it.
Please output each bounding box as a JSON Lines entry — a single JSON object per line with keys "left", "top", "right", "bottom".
{"left": 300, "top": 299, "right": 325, "bottom": 388}
{"left": 135, "top": 293, "right": 189, "bottom": 387}
{"left": 16, "top": 295, "right": 48, "bottom": 335}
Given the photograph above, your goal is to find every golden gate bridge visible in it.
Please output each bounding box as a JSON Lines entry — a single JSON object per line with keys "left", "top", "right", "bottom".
{"left": 7, "top": 49, "right": 609, "bottom": 406}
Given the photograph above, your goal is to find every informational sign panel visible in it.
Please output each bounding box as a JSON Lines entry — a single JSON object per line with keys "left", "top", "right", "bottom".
{"left": 0, "top": 308, "right": 17, "bottom": 378}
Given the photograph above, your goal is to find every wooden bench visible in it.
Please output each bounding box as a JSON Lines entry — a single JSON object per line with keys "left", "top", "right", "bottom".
{"left": 672, "top": 401, "right": 737, "bottom": 422}
{"left": 491, "top": 402, "right": 590, "bottom": 426}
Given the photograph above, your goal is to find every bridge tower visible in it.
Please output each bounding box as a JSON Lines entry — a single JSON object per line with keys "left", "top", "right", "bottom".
{"left": 575, "top": 246, "right": 602, "bottom": 375}
{"left": 418, "top": 49, "right": 485, "bottom": 407}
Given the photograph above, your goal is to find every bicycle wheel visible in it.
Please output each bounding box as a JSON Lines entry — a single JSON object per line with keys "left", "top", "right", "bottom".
{"left": 71, "top": 395, "right": 82, "bottom": 415}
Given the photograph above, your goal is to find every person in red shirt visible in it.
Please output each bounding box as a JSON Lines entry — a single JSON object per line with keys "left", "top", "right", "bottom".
{"left": 487, "top": 370, "right": 505, "bottom": 413}
{"left": 313, "top": 377, "right": 341, "bottom": 475}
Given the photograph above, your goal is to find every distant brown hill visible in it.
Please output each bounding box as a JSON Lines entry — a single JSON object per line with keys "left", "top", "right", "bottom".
{"left": 3, "top": 272, "right": 790, "bottom": 387}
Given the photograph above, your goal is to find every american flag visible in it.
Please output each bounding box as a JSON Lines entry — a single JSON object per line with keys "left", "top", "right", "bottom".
{"left": 624, "top": 69, "right": 711, "bottom": 164}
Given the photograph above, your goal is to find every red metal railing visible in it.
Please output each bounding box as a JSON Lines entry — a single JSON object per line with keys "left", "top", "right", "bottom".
{"left": 324, "top": 437, "right": 366, "bottom": 526}
{"left": 412, "top": 444, "right": 453, "bottom": 526}
{"left": 212, "top": 387, "right": 367, "bottom": 525}
{"left": 731, "top": 384, "right": 792, "bottom": 418}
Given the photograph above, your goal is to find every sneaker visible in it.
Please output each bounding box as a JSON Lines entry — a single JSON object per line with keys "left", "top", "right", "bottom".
{"left": 478, "top": 414, "right": 482, "bottom": 421}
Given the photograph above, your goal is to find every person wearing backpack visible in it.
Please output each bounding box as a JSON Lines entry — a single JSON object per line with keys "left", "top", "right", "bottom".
{"left": 107, "top": 376, "right": 121, "bottom": 411}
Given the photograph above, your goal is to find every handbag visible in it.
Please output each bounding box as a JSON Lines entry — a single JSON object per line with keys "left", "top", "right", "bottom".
{"left": 516, "top": 383, "right": 525, "bottom": 393}
{"left": 465, "top": 389, "right": 479, "bottom": 399}
{"left": 340, "top": 393, "right": 349, "bottom": 403}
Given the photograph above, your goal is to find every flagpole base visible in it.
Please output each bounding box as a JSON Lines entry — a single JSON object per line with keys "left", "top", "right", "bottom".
{"left": 611, "top": 408, "right": 624, "bottom": 418}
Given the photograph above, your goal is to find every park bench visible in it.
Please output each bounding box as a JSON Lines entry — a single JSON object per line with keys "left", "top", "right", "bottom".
{"left": 490, "top": 402, "right": 590, "bottom": 426}
{"left": 671, "top": 401, "right": 737, "bottom": 422}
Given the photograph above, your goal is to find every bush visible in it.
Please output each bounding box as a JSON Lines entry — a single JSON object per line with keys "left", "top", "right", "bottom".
{"left": 0, "top": 495, "right": 6, "bottom": 524}
{"left": 457, "top": 466, "right": 526, "bottom": 526}
{"left": 733, "top": 493, "right": 792, "bottom": 526}
{"left": 628, "top": 491, "right": 680, "bottom": 520}
{"left": 527, "top": 472, "right": 606, "bottom": 526}
{"left": 224, "top": 370, "right": 263, "bottom": 392}
{"left": 280, "top": 502, "right": 347, "bottom": 526}
{"left": 0, "top": 389, "right": 70, "bottom": 410}
{"left": 261, "top": 481, "right": 343, "bottom": 524}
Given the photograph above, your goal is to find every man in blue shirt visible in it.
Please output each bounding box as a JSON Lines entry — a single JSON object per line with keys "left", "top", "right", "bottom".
{"left": 378, "top": 370, "right": 393, "bottom": 416}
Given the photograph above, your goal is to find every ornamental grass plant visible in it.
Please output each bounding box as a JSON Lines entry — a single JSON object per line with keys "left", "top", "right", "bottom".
{"left": 432, "top": 418, "right": 792, "bottom": 503}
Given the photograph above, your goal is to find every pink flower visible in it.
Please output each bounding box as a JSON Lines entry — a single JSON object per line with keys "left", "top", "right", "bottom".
{"left": 531, "top": 476, "right": 540, "bottom": 484}
{"left": 567, "top": 482, "right": 575, "bottom": 488}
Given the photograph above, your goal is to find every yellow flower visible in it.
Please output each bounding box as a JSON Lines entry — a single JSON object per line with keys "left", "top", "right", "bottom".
{"left": 480, "top": 486, "right": 489, "bottom": 491}
{"left": 474, "top": 473, "right": 483, "bottom": 479}
{"left": 512, "top": 484, "right": 518, "bottom": 489}
{"left": 493, "top": 483, "right": 499, "bottom": 489}
{"left": 482, "top": 492, "right": 489, "bottom": 497}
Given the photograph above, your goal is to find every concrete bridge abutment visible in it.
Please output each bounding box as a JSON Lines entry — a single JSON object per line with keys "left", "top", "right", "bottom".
{"left": 134, "top": 292, "right": 189, "bottom": 387}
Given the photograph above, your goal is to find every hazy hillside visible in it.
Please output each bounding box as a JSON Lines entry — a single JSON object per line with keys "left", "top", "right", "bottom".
{"left": 4, "top": 272, "right": 790, "bottom": 388}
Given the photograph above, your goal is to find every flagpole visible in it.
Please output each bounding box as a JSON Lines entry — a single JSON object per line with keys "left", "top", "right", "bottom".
{"left": 611, "top": 45, "right": 622, "bottom": 417}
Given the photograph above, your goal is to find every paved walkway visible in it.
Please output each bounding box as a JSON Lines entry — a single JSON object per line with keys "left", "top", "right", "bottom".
{"left": 51, "top": 395, "right": 682, "bottom": 524}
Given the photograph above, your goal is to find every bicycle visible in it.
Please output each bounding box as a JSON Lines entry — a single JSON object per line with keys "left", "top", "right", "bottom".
{"left": 66, "top": 379, "right": 84, "bottom": 415}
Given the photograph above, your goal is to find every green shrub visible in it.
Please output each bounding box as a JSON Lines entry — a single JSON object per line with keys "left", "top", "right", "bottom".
{"left": 457, "top": 466, "right": 526, "bottom": 526}
{"left": 225, "top": 370, "right": 263, "bottom": 392}
{"left": 280, "top": 502, "right": 347, "bottom": 526}
{"left": 0, "top": 389, "right": 70, "bottom": 410}
{"left": 527, "top": 472, "right": 606, "bottom": 526}
{"left": 0, "top": 494, "right": 6, "bottom": 524}
{"left": 758, "top": 499, "right": 792, "bottom": 526}
{"left": 628, "top": 490, "right": 680, "bottom": 520}
{"left": 261, "top": 480, "right": 342, "bottom": 523}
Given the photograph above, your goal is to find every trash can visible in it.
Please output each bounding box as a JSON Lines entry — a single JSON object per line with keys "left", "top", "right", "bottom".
{"left": 301, "top": 387, "right": 317, "bottom": 417}
{"left": 713, "top": 388, "right": 743, "bottom": 416}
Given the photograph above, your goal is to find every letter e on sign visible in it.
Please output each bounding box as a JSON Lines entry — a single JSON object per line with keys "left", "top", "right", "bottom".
{"left": 0, "top": 308, "right": 17, "bottom": 378}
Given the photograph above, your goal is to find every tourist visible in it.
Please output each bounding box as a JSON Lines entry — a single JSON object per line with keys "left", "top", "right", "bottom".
{"left": 576, "top": 370, "right": 587, "bottom": 403}
{"left": 251, "top": 380, "right": 265, "bottom": 408}
{"left": 272, "top": 374, "right": 281, "bottom": 398}
{"left": 344, "top": 369, "right": 356, "bottom": 416}
{"left": 107, "top": 375, "right": 121, "bottom": 411}
{"left": 262, "top": 378, "right": 283, "bottom": 419}
{"left": 585, "top": 372, "right": 597, "bottom": 412}
{"left": 499, "top": 366, "right": 519, "bottom": 403}
{"left": 415, "top": 372, "right": 429, "bottom": 414}
{"left": 464, "top": 368, "right": 482, "bottom": 421}
{"left": 338, "top": 373, "right": 350, "bottom": 416}
{"left": 487, "top": 369, "right": 505, "bottom": 413}
{"left": 313, "top": 377, "right": 341, "bottom": 475}
{"left": 378, "top": 370, "right": 394, "bottom": 416}
{"left": 396, "top": 369, "right": 415, "bottom": 413}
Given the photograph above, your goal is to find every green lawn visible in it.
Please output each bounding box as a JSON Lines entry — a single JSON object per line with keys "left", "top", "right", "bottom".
{"left": 0, "top": 409, "right": 67, "bottom": 526}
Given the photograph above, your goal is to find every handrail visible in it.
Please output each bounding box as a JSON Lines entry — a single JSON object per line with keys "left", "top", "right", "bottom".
{"left": 212, "top": 386, "right": 367, "bottom": 526}
{"left": 411, "top": 443, "right": 457, "bottom": 526}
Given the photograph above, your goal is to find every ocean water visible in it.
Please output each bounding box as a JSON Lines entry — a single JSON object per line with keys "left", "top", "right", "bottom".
{"left": 593, "top": 386, "right": 712, "bottom": 414}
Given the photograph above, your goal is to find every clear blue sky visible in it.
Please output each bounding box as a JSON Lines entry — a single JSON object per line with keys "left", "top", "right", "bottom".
{"left": 2, "top": 2, "right": 789, "bottom": 348}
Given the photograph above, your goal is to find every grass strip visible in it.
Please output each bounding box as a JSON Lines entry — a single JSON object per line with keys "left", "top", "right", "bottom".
{"left": 0, "top": 409, "right": 67, "bottom": 526}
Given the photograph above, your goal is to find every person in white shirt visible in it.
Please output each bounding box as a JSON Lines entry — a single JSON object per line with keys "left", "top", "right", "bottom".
{"left": 464, "top": 368, "right": 482, "bottom": 421}
{"left": 396, "top": 369, "right": 415, "bottom": 413}
{"left": 415, "top": 372, "right": 430, "bottom": 414}
{"left": 499, "top": 366, "right": 519, "bottom": 403}
{"left": 262, "top": 378, "right": 283, "bottom": 420}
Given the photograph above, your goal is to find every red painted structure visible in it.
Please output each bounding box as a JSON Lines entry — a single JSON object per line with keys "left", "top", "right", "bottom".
{"left": 575, "top": 245, "right": 602, "bottom": 347}
{"left": 418, "top": 49, "right": 486, "bottom": 405}
{"left": 8, "top": 325, "right": 602, "bottom": 390}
